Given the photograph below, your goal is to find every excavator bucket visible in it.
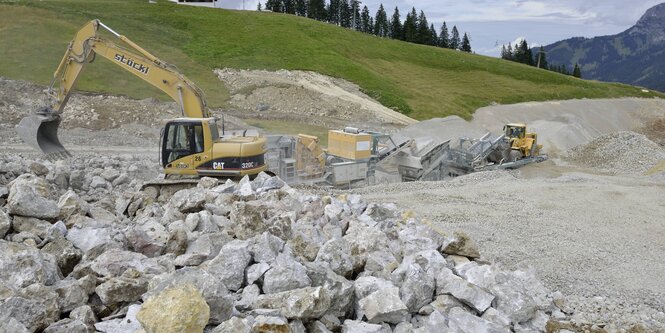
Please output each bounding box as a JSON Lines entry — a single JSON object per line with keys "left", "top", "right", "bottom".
{"left": 16, "top": 113, "right": 71, "bottom": 159}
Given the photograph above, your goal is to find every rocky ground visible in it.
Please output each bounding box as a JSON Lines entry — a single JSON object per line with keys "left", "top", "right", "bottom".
{"left": 2, "top": 73, "right": 665, "bottom": 332}
{"left": 0, "top": 153, "right": 568, "bottom": 333}
{"left": 354, "top": 131, "right": 665, "bottom": 332}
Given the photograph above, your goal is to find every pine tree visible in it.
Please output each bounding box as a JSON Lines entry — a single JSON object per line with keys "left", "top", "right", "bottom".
{"left": 506, "top": 43, "right": 513, "bottom": 60}
{"left": 403, "top": 7, "right": 418, "bottom": 43}
{"left": 339, "top": 0, "right": 351, "bottom": 28}
{"left": 389, "top": 7, "right": 403, "bottom": 40}
{"left": 461, "top": 32, "right": 472, "bottom": 52}
{"left": 328, "top": 0, "right": 340, "bottom": 24}
{"left": 284, "top": 0, "right": 295, "bottom": 14}
{"left": 257, "top": 2, "right": 262, "bottom": 11}
{"left": 429, "top": 24, "right": 438, "bottom": 46}
{"left": 307, "top": 0, "right": 326, "bottom": 21}
{"left": 450, "top": 26, "right": 460, "bottom": 50}
{"left": 500, "top": 45, "right": 508, "bottom": 59}
{"left": 416, "top": 10, "right": 430, "bottom": 45}
{"left": 373, "top": 4, "right": 389, "bottom": 37}
{"left": 265, "top": 0, "right": 276, "bottom": 11}
{"left": 573, "top": 63, "right": 581, "bottom": 78}
{"left": 515, "top": 40, "right": 534, "bottom": 66}
{"left": 360, "top": 6, "right": 373, "bottom": 33}
{"left": 295, "top": 0, "right": 307, "bottom": 16}
{"left": 438, "top": 22, "right": 449, "bottom": 48}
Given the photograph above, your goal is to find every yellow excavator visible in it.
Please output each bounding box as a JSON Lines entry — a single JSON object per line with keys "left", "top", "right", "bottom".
{"left": 17, "top": 19, "right": 267, "bottom": 178}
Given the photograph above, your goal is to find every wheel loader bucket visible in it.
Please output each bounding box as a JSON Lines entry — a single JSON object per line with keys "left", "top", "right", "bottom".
{"left": 16, "top": 114, "right": 71, "bottom": 158}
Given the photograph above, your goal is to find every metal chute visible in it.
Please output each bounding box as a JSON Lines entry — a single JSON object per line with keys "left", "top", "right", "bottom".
{"left": 16, "top": 108, "right": 71, "bottom": 159}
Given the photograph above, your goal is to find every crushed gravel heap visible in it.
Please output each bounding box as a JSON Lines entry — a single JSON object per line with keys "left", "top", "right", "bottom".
{"left": 566, "top": 131, "right": 665, "bottom": 175}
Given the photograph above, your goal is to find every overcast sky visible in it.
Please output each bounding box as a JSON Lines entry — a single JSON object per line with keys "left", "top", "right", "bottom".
{"left": 215, "top": 0, "right": 663, "bottom": 56}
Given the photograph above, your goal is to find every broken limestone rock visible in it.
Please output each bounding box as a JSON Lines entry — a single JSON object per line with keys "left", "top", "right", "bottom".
{"left": 436, "top": 267, "right": 495, "bottom": 313}
{"left": 253, "top": 286, "right": 331, "bottom": 320}
{"left": 341, "top": 320, "right": 391, "bottom": 333}
{"left": 41, "top": 235, "right": 83, "bottom": 277}
{"left": 57, "top": 190, "right": 86, "bottom": 220}
{"left": 262, "top": 253, "right": 311, "bottom": 294}
{"left": 442, "top": 231, "right": 481, "bottom": 259}
{"left": 448, "top": 307, "right": 509, "bottom": 333}
{"left": 6, "top": 174, "right": 60, "bottom": 220}
{"left": 252, "top": 315, "right": 290, "bottom": 333}
{"left": 315, "top": 238, "right": 354, "bottom": 278}
{"left": 94, "top": 304, "right": 142, "bottom": 333}
{"left": 211, "top": 316, "right": 252, "bottom": 333}
{"left": 168, "top": 187, "right": 206, "bottom": 213}
{"left": 11, "top": 216, "right": 52, "bottom": 239}
{"left": 0, "top": 240, "right": 60, "bottom": 289}
{"left": 0, "top": 317, "right": 30, "bottom": 333}
{"left": 0, "top": 209, "right": 10, "bottom": 238}
{"left": 43, "top": 319, "right": 89, "bottom": 333}
{"left": 88, "top": 248, "right": 171, "bottom": 278}
{"left": 306, "top": 262, "right": 355, "bottom": 318}
{"left": 53, "top": 278, "right": 89, "bottom": 313}
{"left": 95, "top": 274, "right": 148, "bottom": 306}
{"left": 0, "top": 284, "right": 60, "bottom": 333}
{"left": 137, "top": 284, "right": 210, "bottom": 333}
{"left": 143, "top": 267, "right": 235, "bottom": 325}
{"left": 205, "top": 239, "right": 252, "bottom": 292}
{"left": 358, "top": 286, "right": 408, "bottom": 324}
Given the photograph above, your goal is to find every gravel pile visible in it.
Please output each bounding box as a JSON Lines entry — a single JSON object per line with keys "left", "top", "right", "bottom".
{"left": 566, "top": 131, "right": 665, "bottom": 175}
{"left": 215, "top": 68, "right": 415, "bottom": 129}
{"left": 0, "top": 153, "right": 571, "bottom": 333}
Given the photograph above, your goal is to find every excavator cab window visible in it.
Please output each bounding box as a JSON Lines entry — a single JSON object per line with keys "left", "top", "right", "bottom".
{"left": 161, "top": 122, "right": 205, "bottom": 166}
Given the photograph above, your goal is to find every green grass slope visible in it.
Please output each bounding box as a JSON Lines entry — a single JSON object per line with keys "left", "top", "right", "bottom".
{"left": 0, "top": 0, "right": 660, "bottom": 120}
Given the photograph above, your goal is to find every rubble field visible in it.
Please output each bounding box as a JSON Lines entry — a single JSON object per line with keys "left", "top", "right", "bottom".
{"left": 1, "top": 153, "right": 569, "bottom": 333}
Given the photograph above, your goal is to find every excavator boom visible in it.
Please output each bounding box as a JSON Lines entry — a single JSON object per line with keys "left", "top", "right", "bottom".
{"left": 17, "top": 19, "right": 209, "bottom": 157}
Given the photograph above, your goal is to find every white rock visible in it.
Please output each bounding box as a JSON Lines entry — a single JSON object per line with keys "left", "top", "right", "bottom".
{"left": 94, "top": 304, "right": 142, "bottom": 333}
{"left": 7, "top": 174, "right": 60, "bottom": 219}
{"left": 341, "top": 320, "right": 391, "bottom": 333}
{"left": 262, "top": 253, "right": 311, "bottom": 294}
{"left": 0, "top": 209, "right": 10, "bottom": 238}
{"left": 436, "top": 267, "right": 495, "bottom": 313}
{"left": 315, "top": 238, "right": 354, "bottom": 277}
{"left": 448, "top": 307, "right": 510, "bottom": 333}
{"left": 358, "top": 286, "right": 408, "bottom": 324}
{"left": 206, "top": 240, "right": 252, "bottom": 292}
{"left": 211, "top": 316, "right": 252, "bottom": 333}
{"left": 254, "top": 286, "right": 331, "bottom": 319}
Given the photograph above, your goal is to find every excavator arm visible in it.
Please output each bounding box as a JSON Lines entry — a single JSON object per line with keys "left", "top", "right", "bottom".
{"left": 17, "top": 19, "right": 209, "bottom": 157}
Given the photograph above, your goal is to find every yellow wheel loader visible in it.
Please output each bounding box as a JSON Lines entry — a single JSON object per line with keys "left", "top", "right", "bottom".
{"left": 503, "top": 123, "right": 542, "bottom": 160}
{"left": 17, "top": 19, "right": 267, "bottom": 178}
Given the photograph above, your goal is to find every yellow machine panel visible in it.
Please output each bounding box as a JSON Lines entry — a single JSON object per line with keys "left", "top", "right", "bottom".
{"left": 327, "top": 130, "right": 372, "bottom": 160}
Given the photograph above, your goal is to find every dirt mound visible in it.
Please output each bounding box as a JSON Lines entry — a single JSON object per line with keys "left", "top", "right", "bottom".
{"left": 566, "top": 131, "right": 665, "bottom": 175}
{"left": 215, "top": 68, "right": 416, "bottom": 129}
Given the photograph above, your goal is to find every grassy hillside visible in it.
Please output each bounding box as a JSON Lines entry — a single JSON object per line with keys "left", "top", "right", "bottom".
{"left": 0, "top": 0, "right": 660, "bottom": 120}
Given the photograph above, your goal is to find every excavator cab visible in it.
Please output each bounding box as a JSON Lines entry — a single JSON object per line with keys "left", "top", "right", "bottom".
{"left": 161, "top": 118, "right": 217, "bottom": 169}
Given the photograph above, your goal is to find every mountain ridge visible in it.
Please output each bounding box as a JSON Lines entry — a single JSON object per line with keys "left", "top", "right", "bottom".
{"left": 542, "top": 3, "right": 665, "bottom": 92}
